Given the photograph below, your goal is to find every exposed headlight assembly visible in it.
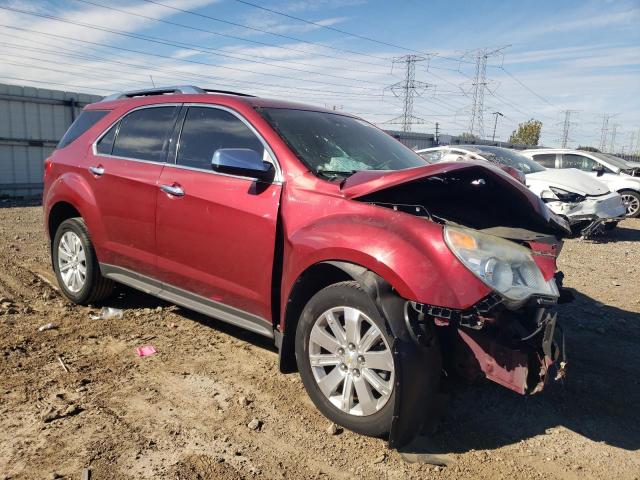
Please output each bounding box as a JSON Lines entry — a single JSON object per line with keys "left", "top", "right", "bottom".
{"left": 543, "top": 187, "right": 585, "bottom": 204}
{"left": 444, "top": 226, "right": 559, "bottom": 307}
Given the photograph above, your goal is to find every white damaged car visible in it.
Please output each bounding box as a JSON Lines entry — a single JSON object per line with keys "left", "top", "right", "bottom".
{"left": 521, "top": 148, "right": 640, "bottom": 218}
{"left": 417, "top": 145, "right": 626, "bottom": 236}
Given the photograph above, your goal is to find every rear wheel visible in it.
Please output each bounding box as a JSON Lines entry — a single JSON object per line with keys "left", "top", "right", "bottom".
{"left": 52, "top": 217, "right": 114, "bottom": 304}
{"left": 620, "top": 190, "right": 640, "bottom": 218}
{"left": 295, "top": 281, "right": 396, "bottom": 437}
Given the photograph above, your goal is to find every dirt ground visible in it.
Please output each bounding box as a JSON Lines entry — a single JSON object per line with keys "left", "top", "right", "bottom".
{"left": 0, "top": 202, "right": 639, "bottom": 480}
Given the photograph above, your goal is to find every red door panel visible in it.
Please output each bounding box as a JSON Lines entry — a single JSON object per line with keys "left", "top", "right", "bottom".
{"left": 85, "top": 154, "right": 162, "bottom": 278}
{"left": 155, "top": 166, "right": 281, "bottom": 321}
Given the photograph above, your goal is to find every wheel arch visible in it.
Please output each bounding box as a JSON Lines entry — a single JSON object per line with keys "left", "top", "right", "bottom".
{"left": 277, "top": 260, "right": 409, "bottom": 374}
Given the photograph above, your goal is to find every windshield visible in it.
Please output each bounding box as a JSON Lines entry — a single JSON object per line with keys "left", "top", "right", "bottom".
{"left": 470, "top": 145, "right": 546, "bottom": 174}
{"left": 593, "top": 152, "right": 632, "bottom": 170}
{"left": 258, "top": 108, "right": 427, "bottom": 175}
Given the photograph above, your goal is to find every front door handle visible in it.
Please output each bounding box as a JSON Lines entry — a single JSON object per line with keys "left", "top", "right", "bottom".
{"left": 160, "top": 184, "right": 185, "bottom": 197}
{"left": 89, "top": 165, "right": 104, "bottom": 176}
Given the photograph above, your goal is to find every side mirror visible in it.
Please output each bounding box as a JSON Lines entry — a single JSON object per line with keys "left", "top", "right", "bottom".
{"left": 211, "top": 148, "right": 274, "bottom": 181}
{"left": 592, "top": 164, "right": 604, "bottom": 176}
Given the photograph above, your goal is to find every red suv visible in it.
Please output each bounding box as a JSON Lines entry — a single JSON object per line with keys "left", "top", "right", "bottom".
{"left": 44, "top": 86, "right": 569, "bottom": 447}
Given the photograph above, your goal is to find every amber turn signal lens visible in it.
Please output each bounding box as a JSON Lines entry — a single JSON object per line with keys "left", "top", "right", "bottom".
{"left": 447, "top": 229, "right": 478, "bottom": 250}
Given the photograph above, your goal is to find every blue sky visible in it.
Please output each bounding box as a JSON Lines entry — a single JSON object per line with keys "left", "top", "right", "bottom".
{"left": 1, "top": 0, "right": 638, "bottom": 149}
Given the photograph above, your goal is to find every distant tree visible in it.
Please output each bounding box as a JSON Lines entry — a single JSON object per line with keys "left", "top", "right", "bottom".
{"left": 459, "top": 132, "right": 478, "bottom": 142}
{"left": 577, "top": 145, "right": 600, "bottom": 152}
{"left": 509, "top": 119, "right": 542, "bottom": 146}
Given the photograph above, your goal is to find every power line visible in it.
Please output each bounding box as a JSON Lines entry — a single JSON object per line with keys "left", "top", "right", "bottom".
{"left": 140, "top": 0, "right": 390, "bottom": 64}
{"left": 232, "top": 0, "right": 428, "bottom": 55}
{"left": 0, "top": 5, "right": 389, "bottom": 90}
{"left": 0, "top": 75, "right": 112, "bottom": 92}
{"left": 70, "top": 0, "right": 390, "bottom": 77}
{"left": 386, "top": 55, "right": 431, "bottom": 132}
{"left": 0, "top": 36, "right": 382, "bottom": 99}
{"left": 498, "top": 66, "right": 561, "bottom": 112}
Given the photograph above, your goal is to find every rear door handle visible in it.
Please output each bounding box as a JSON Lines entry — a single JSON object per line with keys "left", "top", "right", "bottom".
{"left": 89, "top": 165, "right": 104, "bottom": 176}
{"left": 160, "top": 184, "right": 185, "bottom": 197}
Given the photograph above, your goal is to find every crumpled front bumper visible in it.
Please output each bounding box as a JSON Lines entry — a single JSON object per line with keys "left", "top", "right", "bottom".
{"left": 546, "top": 192, "right": 626, "bottom": 237}
{"left": 547, "top": 192, "right": 626, "bottom": 223}
{"left": 545, "top": 191, "right": 626, "bottom": 224}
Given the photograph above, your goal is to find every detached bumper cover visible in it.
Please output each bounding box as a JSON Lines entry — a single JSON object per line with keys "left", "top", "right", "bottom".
{"left": 454, "top": 312, "right": 565, "bottom": 395}
{"left": 545, "top": 192, "right": 626, "bottom": 223}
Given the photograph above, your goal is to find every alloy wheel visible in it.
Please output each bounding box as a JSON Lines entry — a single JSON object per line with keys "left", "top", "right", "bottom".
{"left": 57, "top": 231, "right": 87, "bottom": 293}
{"left": 308, "top": 306, "right": 394, "bottom": 416}
{"left": 621, "top": 193, "right": 640, "bottom": 217}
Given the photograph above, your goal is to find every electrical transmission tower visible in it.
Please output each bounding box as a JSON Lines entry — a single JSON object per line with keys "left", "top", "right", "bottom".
{"left": 386, "top": 55, "right": 431, "bottom": 132}
{"left": 560, "top": 110, "right": 578, "bottom": 148}
{"left": 599, "top": 114, "right": 614, "bottom": 151}
{"left": 609, "top": 124, "right": 620, "bottom": 153}
{"left": 464, "top": 46, "right": 509, "bottom": 138}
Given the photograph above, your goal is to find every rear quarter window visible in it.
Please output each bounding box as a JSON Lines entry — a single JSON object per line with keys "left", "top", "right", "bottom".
{"left": 57, "top": 110, "right": 110, "bottom": 149}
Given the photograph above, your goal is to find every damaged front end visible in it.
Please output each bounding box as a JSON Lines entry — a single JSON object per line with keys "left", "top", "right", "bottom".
{"left": 343, "top": 163, "right": 572, "bottom": 449}
{"left": 407, "top": 292, "right": 567, "bottom": 396}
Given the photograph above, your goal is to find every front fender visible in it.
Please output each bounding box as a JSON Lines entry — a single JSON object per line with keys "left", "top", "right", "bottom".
{"left": 281, "top": 208, "right": 491, "bottom": 318}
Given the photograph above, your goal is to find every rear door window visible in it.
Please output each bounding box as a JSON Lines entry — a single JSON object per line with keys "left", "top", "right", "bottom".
{"left": 57, "top": 110, "right": 109, "bottom": 149}
{"left": 176, "top": 106, "right": 266, "bottom": 171}
{"left": 112, "top": 106, "right": 178, "bottom": 162}
{"left": 531, "top": 153, "right": 557, "bottom": 168}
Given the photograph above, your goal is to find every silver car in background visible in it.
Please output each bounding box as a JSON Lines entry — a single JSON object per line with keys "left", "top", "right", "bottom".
{"left": 418, "top": 145, "right": 626, "bottom": 236}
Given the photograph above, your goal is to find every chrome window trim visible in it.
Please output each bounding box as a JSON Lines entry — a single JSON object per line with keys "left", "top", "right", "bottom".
{"left": 91, "top": 102, "right": 283, "bottom": 184}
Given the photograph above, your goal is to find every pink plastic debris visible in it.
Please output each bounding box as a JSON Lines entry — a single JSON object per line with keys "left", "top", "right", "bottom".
{"left": 136, "top": 345, "right": 157, "bottom": 357}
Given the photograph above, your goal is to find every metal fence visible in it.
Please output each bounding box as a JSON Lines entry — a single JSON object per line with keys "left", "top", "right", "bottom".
{"left": 0, "top": 83, "right": 102, "bottom": 197}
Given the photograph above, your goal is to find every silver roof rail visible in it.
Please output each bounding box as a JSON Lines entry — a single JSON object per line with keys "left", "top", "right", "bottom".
{"left": 100, "top": 86, "right": 205, "bottom": 102}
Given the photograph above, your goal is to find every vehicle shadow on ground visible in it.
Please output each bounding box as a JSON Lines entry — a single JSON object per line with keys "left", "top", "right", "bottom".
{"left": 103, "top": 285, "right": 640, "bottom": 454}
{"left": 412, "top": 288, "right": 640, "bottom": 455}
{"left": 590, "top": 222, "right": 640, "bottom": 243}
{"left": 104, "top": 285, "right": 277, "bottom": 352}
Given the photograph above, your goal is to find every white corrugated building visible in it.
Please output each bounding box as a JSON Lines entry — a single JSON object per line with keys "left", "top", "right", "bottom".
{"left": 0, "top": 83, "right": 102, "bottom": 197}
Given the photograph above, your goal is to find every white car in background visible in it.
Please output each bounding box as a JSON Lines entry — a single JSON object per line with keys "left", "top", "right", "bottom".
{"left": 521, "top": 148, "right": 640, "bottom": 218}
{"left": 417, "top": 145, "right": 626, "bottom": 236}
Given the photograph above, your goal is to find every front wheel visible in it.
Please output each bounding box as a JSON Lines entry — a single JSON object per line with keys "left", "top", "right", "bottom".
{"left": 52, "top": 217, "right": 114, "bottom": 304}
{"left": 620, "top": 190, "right": 640, "bottom": 218}
{"left": 295, "top": 281, "right": 396, "bottom": 437}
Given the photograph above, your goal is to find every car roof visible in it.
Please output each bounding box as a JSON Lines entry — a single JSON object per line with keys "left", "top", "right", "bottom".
{"left": 86, "top": 85, "right": 347, "bottom": 116}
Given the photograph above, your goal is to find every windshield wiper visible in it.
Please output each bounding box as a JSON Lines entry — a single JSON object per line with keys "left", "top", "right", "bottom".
{"left": 316, "top": 169, "right": 359, "bottom": 178}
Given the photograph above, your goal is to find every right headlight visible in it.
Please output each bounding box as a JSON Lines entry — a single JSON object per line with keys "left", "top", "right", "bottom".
{"left": 548, "top": 187, "right": 585, "bottom": 204}
{"left": 444, "top": 226, "right": 559, "bottom": 307}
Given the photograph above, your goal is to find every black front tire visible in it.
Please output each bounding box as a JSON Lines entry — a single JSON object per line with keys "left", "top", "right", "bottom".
{"left": 295, "top": 281, "right": 396, "bottom": 437}
{"left": 52, "top": 217, "right": 114, "bottom": 304}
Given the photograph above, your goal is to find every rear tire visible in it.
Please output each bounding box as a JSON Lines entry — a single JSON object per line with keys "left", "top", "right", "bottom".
{"left": 52, "top": 217, "right": 114, "bottom": 304}
{"left": 620, "top": 190, "right": 640, "bottom": 218}
{"left": 295, "top": 281, "right": 396, "bottom": 437}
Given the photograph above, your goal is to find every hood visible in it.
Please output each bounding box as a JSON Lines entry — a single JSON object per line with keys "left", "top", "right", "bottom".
{"left": 342, "top": 161, "right": 570, "bottom": 237}
{"left": 342, "top": 161, "right": 538, "bottom": 199}
{"left": 526, "top": 168, "right": 609, "bottom": 196}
